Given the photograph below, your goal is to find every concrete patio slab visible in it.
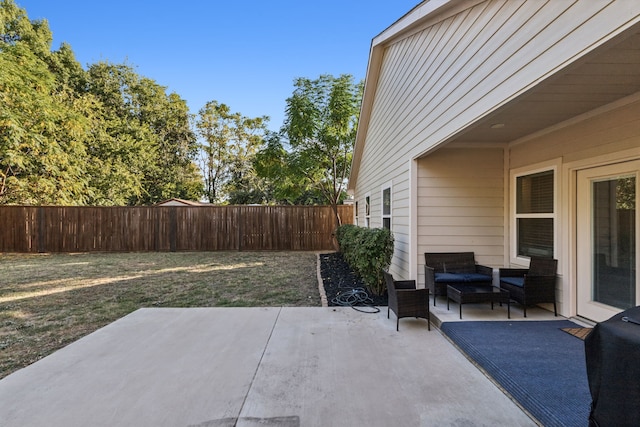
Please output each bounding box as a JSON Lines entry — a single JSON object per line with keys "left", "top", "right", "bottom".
{"left": 0, "top": 308, "right": 280, "bottom": 427}
{"left": 430, "top": 297, "right": 560, "bottom": 327}
{"left": 0, "top": 307, "right": 537, "bottom": 426}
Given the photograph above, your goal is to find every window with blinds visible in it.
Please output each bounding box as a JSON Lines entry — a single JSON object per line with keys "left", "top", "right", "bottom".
{"left": 365, "top": 195, "right": 370, "bottom": 228}
{"left": 382, "top": 186, "right": 391, "bottom": 230}
{"left": 516, "top": 170, "right": 554, "bottom": 257}
{"left": 355, "top": 201, "right": 359, "bottom": 226}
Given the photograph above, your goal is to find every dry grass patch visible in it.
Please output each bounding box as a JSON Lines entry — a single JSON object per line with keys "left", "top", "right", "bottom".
{"left": 0, "top": 251, "right": 321, "bottom": 379}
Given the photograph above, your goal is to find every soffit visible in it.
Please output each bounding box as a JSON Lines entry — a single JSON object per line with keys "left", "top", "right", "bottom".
{"left": 451, "top": 28, "right": 640, "bottom": 144}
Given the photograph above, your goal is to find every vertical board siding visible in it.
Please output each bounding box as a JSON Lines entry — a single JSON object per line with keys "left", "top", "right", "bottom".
{"left": 0, "top": 205, "right": 352, "bottom": 253}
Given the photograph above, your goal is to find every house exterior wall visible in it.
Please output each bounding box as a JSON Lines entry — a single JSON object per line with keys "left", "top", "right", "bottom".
{"left": 416, "top": 146, "right": 505, "bottom": 286}
{"left": 510, "top": 98, "right": 640, "bottom": 169}
{"left": 506, "top": 97, "right": 640, "bottom": 317}
{"left": 352, "top": 0, "right": 639, "bottom": 181}
{"left": 352, "top": 137, "right": 413, "bottom": 278}
{"left": 352, "top": 1, "right": 639, "bottom": 280}
{"left": 351, "top": 1, "right": 640, "bottom": 319}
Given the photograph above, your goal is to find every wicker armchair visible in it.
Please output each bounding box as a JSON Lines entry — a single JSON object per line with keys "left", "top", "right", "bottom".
{"left": 499, "top": 256, "right": 558, "bottom": 317}
{"left": 383, "top": 271, "right": 430, "bottom": 331}
{"left": 424, "top": 252, "right": 493, "bottom": 306}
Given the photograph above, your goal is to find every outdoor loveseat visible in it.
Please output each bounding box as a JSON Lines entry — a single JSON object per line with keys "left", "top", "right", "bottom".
{"left": 424, "top": 252, "right": 493, "bottom": 306}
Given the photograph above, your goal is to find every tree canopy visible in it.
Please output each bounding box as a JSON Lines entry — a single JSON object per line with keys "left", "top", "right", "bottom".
{"left": 0, "top": 0, "right": 201, "bottom": 205}
{"left": 0, "top": 1, "right": 363, "bottom": 208}
{"left": 255, "top": 74, "right": 363, "bottom": 219}
{"left": 196, "top": 101, "right": 268, "bottom": 204}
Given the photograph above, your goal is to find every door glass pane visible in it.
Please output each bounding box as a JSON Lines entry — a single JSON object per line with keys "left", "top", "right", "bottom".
{"left": 592, "top": 176, "right": 636, "bottom": 309}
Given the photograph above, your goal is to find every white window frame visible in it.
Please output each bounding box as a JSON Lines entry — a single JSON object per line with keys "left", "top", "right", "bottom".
{"left": 365, "top": 193, "right": 371, "bottom": 228}
{"left": 510, "top": 160, "right": 559, "bottom": 265}
{"left": 354, "top": 200, "right": 359, "bottom": 226}
{"left": 381, "top": 181, "right": 392, "bottom": 230}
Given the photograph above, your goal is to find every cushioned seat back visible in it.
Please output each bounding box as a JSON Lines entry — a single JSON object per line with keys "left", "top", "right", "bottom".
{"left": 424, "top": 252, "right": 476, "bottom": 274}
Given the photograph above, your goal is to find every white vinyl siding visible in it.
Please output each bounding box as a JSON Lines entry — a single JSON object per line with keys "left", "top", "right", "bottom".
{"left": 416, "top": 147, "right": 505, "bottom": 286}
{"left": 351, "top": 0, "right": 640, "bottom": 290}
{"left": 354, "top": 0, "right": 637, "bottom": 185}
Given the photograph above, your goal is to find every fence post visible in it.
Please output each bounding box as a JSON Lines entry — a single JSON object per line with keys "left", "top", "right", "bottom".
{"left": 237, "top": 206, "right": 243, "bottom": 251}
{"left": 37, "top": 207, "right": 45, "bottom": 253}
{"left": 169, "top": 207, "right": 177, "bottom": 252}
{"left": 153, "top": 208, "right": 159, "bottom": 251}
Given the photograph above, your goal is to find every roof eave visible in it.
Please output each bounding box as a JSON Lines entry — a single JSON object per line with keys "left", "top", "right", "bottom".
{"left": 349, "top": 0, "right": 481, "bottom": 191}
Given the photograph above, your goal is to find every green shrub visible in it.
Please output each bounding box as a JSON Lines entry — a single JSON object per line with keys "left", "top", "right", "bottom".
{"left": 335, "top": 224, "right": 394, "bottom": 295}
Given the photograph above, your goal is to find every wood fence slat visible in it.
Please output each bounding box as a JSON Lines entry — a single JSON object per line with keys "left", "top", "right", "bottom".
{"left": 0, "top": 205, "right": 353, "bottom": 252}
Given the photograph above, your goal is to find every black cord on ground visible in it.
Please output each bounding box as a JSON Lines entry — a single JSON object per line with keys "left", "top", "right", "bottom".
{"left": 331, "top": 288, "right": 381, "bottom": 313}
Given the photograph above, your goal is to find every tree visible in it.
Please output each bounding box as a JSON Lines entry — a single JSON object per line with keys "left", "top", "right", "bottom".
{"left": 281, "top": 74, "right": 363, "bottom": 223}
{"left": 253, "top": 131, "right": 323, "bottom": 205}
{"left": 83, "top": 62, "right": 157, "bottom": 204}
{"left": 85, "top": 62, "right": 202, "bottom": 205}
{"left": 0, "top": 1, "right": 91, "bottom": 204}
{"left": 130, "top": 78, "right": 202, "bottom": 203}
{"left": 0, "top": 0, "right": 202, "bottom": 206}
{"left": 196, "top": 101, "right": 267, "bottom": 203}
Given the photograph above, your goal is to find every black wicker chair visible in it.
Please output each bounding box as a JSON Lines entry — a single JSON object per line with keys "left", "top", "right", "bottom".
{"left": 424, "top": 252, "right": 493, "bottom": 306}
{"left": 499, "top": 256, "right": 558, "bottom": 317}
{"left": 383, "top": 271, "right": 430, "bottom": 331}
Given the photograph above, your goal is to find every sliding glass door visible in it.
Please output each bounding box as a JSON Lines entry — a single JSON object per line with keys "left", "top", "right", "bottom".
{"left": 577, "top": 161, "right": 638, "bottom": 322}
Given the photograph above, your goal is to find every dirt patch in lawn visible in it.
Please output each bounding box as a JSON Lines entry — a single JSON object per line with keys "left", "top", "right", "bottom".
{"left": 0, "top": 251, "right": 320, "bottom": 379}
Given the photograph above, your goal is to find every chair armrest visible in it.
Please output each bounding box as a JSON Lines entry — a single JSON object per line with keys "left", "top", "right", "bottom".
{"left": 424, "top": 265, "right": 435, "bottom": 287}
{"left": 394, "top": 280, "right": 417, "bottom": 290}
{"left": 499, "top": 268, "right": 528, "bottom": 278}
{"left": 475, "top": 264, "right": 494, "bottom": 277}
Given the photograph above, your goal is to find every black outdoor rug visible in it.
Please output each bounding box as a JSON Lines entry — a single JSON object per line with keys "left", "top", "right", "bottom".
{"left": 440, "top": 321, "right": 591, "bottom": 427}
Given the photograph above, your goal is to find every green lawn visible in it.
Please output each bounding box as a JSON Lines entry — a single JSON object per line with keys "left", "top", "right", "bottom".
{"left": 0, "top": 251, "right": 321, "bottom": 379}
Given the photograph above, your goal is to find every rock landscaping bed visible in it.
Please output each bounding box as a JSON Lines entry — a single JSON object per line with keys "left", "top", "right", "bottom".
{"left": 319, "top": 252, "right": 388, "bottom": 307}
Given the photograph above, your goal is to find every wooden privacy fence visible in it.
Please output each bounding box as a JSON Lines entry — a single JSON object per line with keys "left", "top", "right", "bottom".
{"left": 0, "top": 205, "right": 354, "bottom": 253}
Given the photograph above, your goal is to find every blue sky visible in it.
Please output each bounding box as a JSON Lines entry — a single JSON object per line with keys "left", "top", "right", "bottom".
{"left": 16, "top": 1, "right": 419, "bottom": 131}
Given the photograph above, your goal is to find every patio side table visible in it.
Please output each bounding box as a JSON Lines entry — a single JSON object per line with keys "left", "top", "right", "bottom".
{"left": 446, "top": 284, "right": 510, "bottom": 319}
